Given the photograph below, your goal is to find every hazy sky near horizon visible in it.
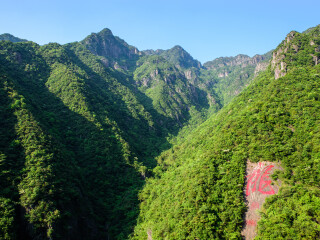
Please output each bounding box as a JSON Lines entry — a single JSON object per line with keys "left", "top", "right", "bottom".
{"left": 1, "top": 0, "right": 319, "bottom": 63}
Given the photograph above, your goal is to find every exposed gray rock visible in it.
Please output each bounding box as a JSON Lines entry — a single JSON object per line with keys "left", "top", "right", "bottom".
{"left": 204, "top": 53, "right": 270, "bottom": 70}
{"left": 254, "top": 62, "right": 269, "bottom": 77}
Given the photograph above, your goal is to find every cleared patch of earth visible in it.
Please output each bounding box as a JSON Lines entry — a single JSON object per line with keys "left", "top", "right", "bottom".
{"left": 241, "top": 161, "right": 282, "bottom": 240}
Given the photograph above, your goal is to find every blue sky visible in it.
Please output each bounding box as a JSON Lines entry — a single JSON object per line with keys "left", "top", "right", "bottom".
{"left": 1, "top": 0, "right": 319, "bottom": 63}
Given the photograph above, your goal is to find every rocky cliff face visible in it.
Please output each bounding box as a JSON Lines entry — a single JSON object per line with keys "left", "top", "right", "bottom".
{"left": 77, "top": 27, "right": 274, "bottom": 126}
{"left": 142, "top": 49, "right": 165, "bottom": 56}
{"left": 271, "top": 31, "right": 296, "bottom": 79}
{"left": 254, "top": 61, "right": 269, "bottom": 77}
{"left": 271, "top": 27, "right": 320, "bottom": 79}
{"left": 81, "top": 28, "right": 140, "bottom": 70}
{"left": 198, "top": 52, "right": 271, "bottom": 105}
{"left": 133, "top": 55, "right": 213, "bottom": 123}
{"left": 204, "top": 53, "right": 270, "bottom": 70}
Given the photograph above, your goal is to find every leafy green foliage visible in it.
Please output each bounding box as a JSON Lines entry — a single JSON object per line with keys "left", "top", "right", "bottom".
{"left": 1, "top": 26, "right": 319, "bottom": 240}
{"left": 0, "top": 197, "right": 15, "bottom": 240}
{"left": 0, "top": 31, "right": 222, "bottom": 239}
{"left": 134, "top": 55, "right": 211, "bottom": 123}
{"left": 0, "top": 33, "right": 28, "bottom": 43}
{"left": 155, "top": 45, "right": 201, "bottom": 69}
{"left": 133, "top": 27, "right": 320, "bottom": 239}
{"left": 0, "top": 40, "right": 152, "bottom": 239}
{"left": 81, "top": 28, "right": 140, "bottom": 72}
{"left": 256, "top": 185, "right": 320, "bottom": 239}
{"left": 201, "top": 52, "right": 271, "bottom": 105}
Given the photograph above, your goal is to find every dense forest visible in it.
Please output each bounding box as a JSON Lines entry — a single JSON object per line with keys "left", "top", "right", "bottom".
{"left": 0, "top": 25, "right": 319, "bottom": 239}
{"left": 133, "top": 26, "right": 320, "bottom": 239}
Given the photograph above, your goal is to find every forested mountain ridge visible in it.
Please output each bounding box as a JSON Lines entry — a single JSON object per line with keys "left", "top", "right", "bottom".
{"left": 79, "top": 28, "right": 270, "bottom": 112}
{"left": 132, "top": 26, "right": 320, "bottom": 239}
{"left": 272, "top": 28, "right": 320, "bottom": 79}
{"left": 79, "top": 28, "right": 222, "bottom": 127}
{"left": 81, "top": 28, "right": 140, "bottom": 71}
{"left": 0, "top": 28, "right": 227, "bottom": 239}
{"left": 200, "top": 51, "right": 272, "bottom": 105}
{"left": 0, "top": 40, "right": 153, "bottom": 239}
{"left": 143, "top": 45, "right": 202, "bottom": 69}
{"left": 133, "top": 54, "right": 214, "bottom": 125}
{"left": 0, "top": 34, "right": 28, "bottom": 43}
{"left": 1, "top": 25, "right": 318, "bottom": 240}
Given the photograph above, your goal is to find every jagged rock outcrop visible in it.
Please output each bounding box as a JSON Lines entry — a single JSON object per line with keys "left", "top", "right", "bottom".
{"left": 204, "top": 53, "right": 270, "bottom": 70}
{"left": 133, "top": 55, "right": 212, "bottom": 123}
{"left": 271, "top": 31, "right": 297, "bottom": 79}
{"left": 199, "top": 51, "right": 271, "bottom": 105}
{"left": 142, "top": 49, "right": 165, "bottom": 56}
{"left": 271, "top": 26, "right": 320, "bottom": 79}
{"left": 81, "top": 28, "right": 140, "bottom": 70}
{"left": 218, "top": 71, "right": 229, "bottom": 78}
{"left": 254, "top": 62, "right": 269, "bottom": 77}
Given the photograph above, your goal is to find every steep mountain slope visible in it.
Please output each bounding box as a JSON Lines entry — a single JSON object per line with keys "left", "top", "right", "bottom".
{"left": 0, "top": 40, "right": 150, "bottom": 239}
{"left": 132, "top": 26, "right": 320, "bottom": 239}
{"left": 81, "top": 28, "right": 140, "bottom": 71}
{"left": 1, "top": 31, "right": 216, "bottom": 238}
{"left": 0, "top": 26, "right": 301, "bottom": 240}
{"left": 79, "top": 28, "right": 271, "bottom": 132}
{"left": 81, "top": 29, "right": 220, "bottom": 124}
{"left": 133, "top": 54, "right": 217, "bottom": 125}
{"left": 0, "top": 29, "right": 224, "bottom": 240}
{"left": 137, "top": 44, "right": 272, "bottom": 140}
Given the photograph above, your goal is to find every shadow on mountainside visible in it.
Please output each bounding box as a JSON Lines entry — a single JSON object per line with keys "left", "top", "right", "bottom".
{"left": 0, "top": 49, "right": 147, "bottom": 239}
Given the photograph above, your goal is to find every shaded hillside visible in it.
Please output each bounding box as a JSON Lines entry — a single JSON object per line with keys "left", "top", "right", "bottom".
{"left": 0, "top": 30, "right": 222, "bottom": 240}
{"left": 132, "top": 26, "right": 320, "bottom": 240}
{"left": 0, "top": 40, "right": 150, "bottom": 239}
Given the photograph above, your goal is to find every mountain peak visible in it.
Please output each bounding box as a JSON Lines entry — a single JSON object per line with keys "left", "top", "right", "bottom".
{"left": 272, "top": 26, "right": 320, "bottom": 79}
{"left": 0, "top": 33, "right": 28, "bottom": 43}
{"left": 85, "top": 28, "right": 115, "bottom": 42}
{"left": 161, "top": 45, "right": 201, "bottom": 69}
{"left": 81, "top": 28, "right": 139, "bottom": 70}
{"left": 302, "top": 24, "right": 320, "bottom": 34}
{"left": 97, "top": 28, "right": 114, "bottom": 37}
{"left": 171, "top": 45, "right": 183, "bottom": 50}
{"left": 169, "top": 45, "right": 189, "bottom": 55}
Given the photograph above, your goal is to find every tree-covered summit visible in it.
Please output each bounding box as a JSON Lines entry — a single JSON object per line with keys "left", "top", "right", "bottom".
{"left": 143, "top": 45, "right": 201, "bottom": 69}
{"left": 0, "top": 33, "right": 28, "bottom": 43}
